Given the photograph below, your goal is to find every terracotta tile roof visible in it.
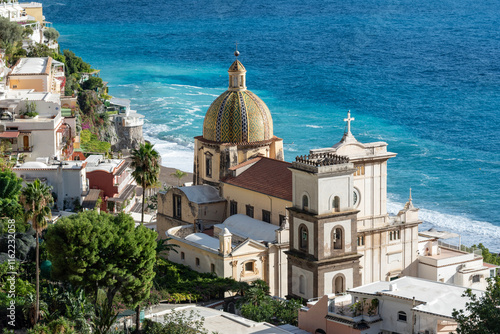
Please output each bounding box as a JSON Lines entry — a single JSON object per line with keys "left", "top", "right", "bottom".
{"left": 222, "top": 157, "right": 292, "bottom": 201}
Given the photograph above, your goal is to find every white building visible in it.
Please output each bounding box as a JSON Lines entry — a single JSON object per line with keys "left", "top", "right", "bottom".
{"left": 0, "top": 89, "right": 68, "bottom": 161}
{"left": 299, "top": 276, "right": 482, "bottom": 334}
{"left": 417, "top": 229, "right": 495, "bottom": 290}
{"left": 13, "top": 158, "right": 87, "bottom": 210}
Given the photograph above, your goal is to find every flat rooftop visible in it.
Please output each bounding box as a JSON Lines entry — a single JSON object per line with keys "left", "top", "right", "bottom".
{"left": 11, "top": 57, "right": 50, "bottom": 75}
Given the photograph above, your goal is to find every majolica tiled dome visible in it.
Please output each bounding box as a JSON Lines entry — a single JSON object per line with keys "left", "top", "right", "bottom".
{"left": 202, "top": 59, "right": 273, "bottom": 143}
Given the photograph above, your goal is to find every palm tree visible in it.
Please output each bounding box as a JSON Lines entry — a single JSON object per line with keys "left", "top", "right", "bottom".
{"left": 171, "top": 169, "right": 187, "bottom": 186}
{"left": 20, "top": 179, "right": 53, "bottom": 325}
{"left": 131, "top": 142, "right": 160, "bottom": 224}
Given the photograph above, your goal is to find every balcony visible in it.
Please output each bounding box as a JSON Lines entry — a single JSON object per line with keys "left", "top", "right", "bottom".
{"left": 326, "top": 296, "right": 381, "bottom": 326}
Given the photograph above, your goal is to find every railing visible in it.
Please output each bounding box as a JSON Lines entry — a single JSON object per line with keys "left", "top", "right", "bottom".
{"left": 438, "top": 240, "right": 483, "bottom": 257}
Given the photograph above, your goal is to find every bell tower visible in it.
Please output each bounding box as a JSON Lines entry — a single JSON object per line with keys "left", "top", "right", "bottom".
{"left": 287, "top": 153, "right": 362, "bottom": 300}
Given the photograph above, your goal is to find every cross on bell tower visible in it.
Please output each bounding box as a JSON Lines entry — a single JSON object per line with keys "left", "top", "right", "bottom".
{"left": 344, "top": 110, "right": 355, "bottom": 135}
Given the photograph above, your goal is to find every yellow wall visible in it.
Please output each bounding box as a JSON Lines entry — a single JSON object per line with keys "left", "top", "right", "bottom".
{"left": 24, "top": 7, "right": 44, "bottom": 24}
{"left": 221, "top": 183, "right": 291, "bottom": 226}
{"left": 9, "top": 77, "right": 47, "bottom": 92}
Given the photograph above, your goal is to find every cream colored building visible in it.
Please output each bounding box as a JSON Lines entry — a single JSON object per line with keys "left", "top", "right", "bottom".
{"left": 157, "top": 185, "right": 227, "bottom": 238}
{"left": 221, "top": 156, "right": 292, "bottom": 226}
{"left": 8, "top": 57, "right": 65, "bottom": 94}
{"left": 167, "top": 214, "right": 289, "bottom": 297}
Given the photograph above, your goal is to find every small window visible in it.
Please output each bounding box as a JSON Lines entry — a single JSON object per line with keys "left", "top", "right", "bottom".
{"left": 205, "top": 154, "right": 212, "bottom": 178}
{"left": 299, "top": 275, "right": 305, "bottom": 294}
{"left": 262, "top": 210, "right": 271, "bottom": 223}
{"left": 299, "top": 225, "right": 308, "bottom": 251}
{"left": 279, "top": 214, "right": 286, "bottom": 226}
{"left": 173, "top": 194, "right": 182, "bottom": 219}
{"left": 180, "top": 252, "right": 185, "bottom": 260}
{"left": 472, "top": 275, "right": 481, "bottom": 283}
{"left": 333, "top": 196, "right": 340, "bottom": 212}
{"left": 357, "top": 235, "right": 365, "bottom": 246}
{"left": 398, "top": 311, "right": 407, "bottom": 322}
{"left": 196, "top": 258, "right": 200, "bottom": 267}
{"left": 211, "top": 263, "right": 215, "bottom": 273}
{"left": 302, "top": 195, "right": 309, "bottom": 210}
{"left": 333, "top": 228, "right": 342, "bottom": 250}
{"left": 244, "top": 261, "right": 254, "bottom": 272}
{"left": 246, "top": 205, "right": 254, "bottom": 218}
{"left": 230, "top": 200, "right": 238, "bottom": 216}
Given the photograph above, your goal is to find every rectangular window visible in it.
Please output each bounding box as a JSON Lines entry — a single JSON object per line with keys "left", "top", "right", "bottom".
{"left": 246, "top": 205, "right": 254, "bottom": 218}
{"left": 230, "top": 200, "right": 238, "bottom": 216}
{"left": 181, "top": 252, "right": 185, "bottom": 260}
{"left": 279, "top": 214, "right": 286, "bottom": 226}
{"left": 205, "top": 154, "right": 212, "bottom": 178}
{"left": 173, "top": 194, "right": 182, "bottom": 219}
{"left": 211, "top": 263, "right": 215, "bottom": 273}
{"left": 196, "top": 258, "right": 200, "bottom": 267}
{"left": 262, "top": 210, "right": 271, "bottom": 223}
{"left": 472, "top": 275, "right": 481, "bottom": 283}
{"left": 245, "top": 262, "right": 254, "bottom": 272}
{"left": 357, "top": 235, "right": 365, "bottom": 246}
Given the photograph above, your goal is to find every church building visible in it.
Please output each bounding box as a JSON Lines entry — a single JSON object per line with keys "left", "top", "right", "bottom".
{"left": 159, "top": 52, "right": 491, "bottom": 302}
{"left": 193, "top": 51, "right": 284, "bottom": 187}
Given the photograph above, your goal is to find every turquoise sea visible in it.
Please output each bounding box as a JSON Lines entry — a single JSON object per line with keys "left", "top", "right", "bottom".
{"left": 42, "top": 0, "right": 499, "bottom": 250}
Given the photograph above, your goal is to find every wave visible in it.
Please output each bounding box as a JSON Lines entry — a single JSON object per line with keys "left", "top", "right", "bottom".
{"left": 306, "top": 125, "right": 323, "bottom": 129}
{"left": 170, "top": 84, "right": 203, "bottom": 90}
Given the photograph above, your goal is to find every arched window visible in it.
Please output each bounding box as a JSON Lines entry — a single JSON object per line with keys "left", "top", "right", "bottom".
{"left": 299, "top": 225, "right": 308, "bottom": 251}
{"left": 334, "top": 275, "right": 345, "bottom": 294}
{"left": 299, "top": 275, "right": 305, "bottom": 294}
{"left": 333, "top": 227, "right": 343, "bottom": 250}
{"left": 302, "top": 195, "right": 309, "bottom": 210}
{"left": 333, "top": 196, "right": 340, "bottom": 212}
{"left": 398, "top": 311, "right": 407, "bottom": 322}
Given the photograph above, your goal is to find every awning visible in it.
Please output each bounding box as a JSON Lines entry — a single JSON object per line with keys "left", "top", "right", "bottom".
{"left": 0, "top": 131, "right": 19, "bottom": 138}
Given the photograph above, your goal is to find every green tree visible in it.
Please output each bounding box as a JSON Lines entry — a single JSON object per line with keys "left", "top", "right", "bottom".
{"left": 0, "top": 17, "right": 23, "bottom": 45}
{"left": 63, "top": 50, "right": 92, "bottom": 76}
{"left": 142, "top": 309, "right": 213, "bottom": 334}
{"left": 45, "top": 211, "right": 157, "bottom": 333}
{"left": 42, "top": 27, "right": 59, "bottom": 42}
{"left": 171, "top": 169, "right": 187, "bottom": 186}
{"left": 131, "top": 142, "right": 160, "bottom": 224}
{"left": 238, "top": 280, "right": 302, "bottom": 326}
{"left": 26, "top": 43, "right": 52, "bottom": 58}
{"left": 19, "top": 179, "right": 53, "bottom": 325}
{"left": 452, "top": 276, "right": 500, "bottom": 334}
{"left": 81, "top": 77, "right": 103, "bottom": 91}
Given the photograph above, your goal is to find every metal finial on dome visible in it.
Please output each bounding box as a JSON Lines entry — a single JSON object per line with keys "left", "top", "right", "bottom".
{"left": 234, "top": 42, "right": 240, "bottom": 57}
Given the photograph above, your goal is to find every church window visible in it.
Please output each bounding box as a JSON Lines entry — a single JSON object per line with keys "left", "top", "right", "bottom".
{"left": 230, "top": 200, "right": 238, "bottom": 216}
{"left": 196, "top": 258, "right": 200, "bottom": 267}
{"left": 246, "top": 205, "right": 254, "bottom": 218}
{"left": 181, "top": 252, "right": 185, "bottom": 260}
{"left": 173, "top": 194, "right": 182, "bottom": 220}
{"left": 398, "top": 311, "right": 407, "bottom": 322}
{"left": 472, "top": 275, "right": 481, "bottom": 283}
{"left": 262, "top": 210, "right": 271, "bottom": 223}
{"left": 244, "top": 261, "right": 254, "bottom": 272}
{"left": 302, "top": 195, "right": 309, "bottom": 210}
{"left": 211, "top": 263, "right": 215, "bottom": 273}
{"left": 333, "top": 196, "right": 340, "bottom": 212}
{"left": 299, "top": 275, "right": 305, "bottom": 294}
{"left": 205, "top": 154, "right": 212, "bottom": 178}
{"left": 357, "top": 235, "right": 365, "bottom": 246}
{"left": 333, "top": 228, "right": 343, "bottom": 250}
{"left": 334, "top": 275, "right": 345, "bottom": 294}
{"left": 299, "top": 225, "right": 308, "bottom": 251}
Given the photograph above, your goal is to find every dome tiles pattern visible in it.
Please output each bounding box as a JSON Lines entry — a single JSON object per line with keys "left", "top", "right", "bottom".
{"left": 228, "top": 60, "right": 246, "bottom": 72}
{"left": 203, "top": 90, "right": 273, "bottom": 143}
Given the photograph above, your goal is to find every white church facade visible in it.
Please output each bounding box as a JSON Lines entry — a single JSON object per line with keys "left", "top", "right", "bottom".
{"left": 158, "top": 53, "right": 492, "bottom": 301}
